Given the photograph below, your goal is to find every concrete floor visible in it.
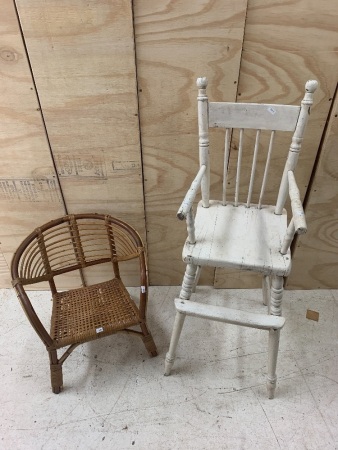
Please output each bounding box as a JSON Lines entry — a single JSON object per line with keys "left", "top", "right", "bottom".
{"left": 1, "top": 286, "right": 337, "bottom": 449}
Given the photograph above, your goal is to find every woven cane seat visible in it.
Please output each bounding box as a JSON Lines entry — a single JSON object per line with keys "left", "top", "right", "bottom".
{"left": 51, "top": 278, "right": 140, "bottom": 348}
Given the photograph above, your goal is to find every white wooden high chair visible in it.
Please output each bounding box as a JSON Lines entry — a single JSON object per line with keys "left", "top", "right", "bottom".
{"left": 164, "top": 77, "right": 318, "bottom": 398}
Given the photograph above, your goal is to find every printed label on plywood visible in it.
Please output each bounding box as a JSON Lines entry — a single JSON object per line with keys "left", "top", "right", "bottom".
{"left": 112, "top": 160, "right": 141, "bottom": 171}
{"left": 0, "top": 248, "right": 9, "bottom": 277}
{"left": 0, "top": 178, "right": 62, "bottom": 203}
{"left": 56, "top": 152, "right": 107, "bottom": 179}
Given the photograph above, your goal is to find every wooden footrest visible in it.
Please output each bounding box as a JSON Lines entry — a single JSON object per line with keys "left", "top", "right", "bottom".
{"left": 175, "top": 298, "right": 285, "bottom": 330}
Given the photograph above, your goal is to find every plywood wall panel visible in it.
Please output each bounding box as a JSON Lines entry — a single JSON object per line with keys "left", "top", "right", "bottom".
{"left": 215, "top": 0, "right": 338, "bottom": 288}
{"left": 15, "top": 0, "right": 145, "bottom": 286}
{"left": 15, "top": 0, "right": 145, "bottom": 228}
{"left": 287, "top": 87, "right": 338, "bottom": 288}
{"left": 134, "top": 0, "right": 248, "bottom": 285}
{"left": 0, "top": 0, "right": 65, "bottom": 287}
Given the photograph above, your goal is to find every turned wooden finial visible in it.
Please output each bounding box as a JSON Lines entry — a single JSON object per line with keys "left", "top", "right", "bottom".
{"left": 301, "top": 80, "right": 318, "bottom": 107}
{"left": 305, "top": 80, "right": 318, "bottom": 93}
{"left": 196, "top": 77, "right": 208, "bottom": 89}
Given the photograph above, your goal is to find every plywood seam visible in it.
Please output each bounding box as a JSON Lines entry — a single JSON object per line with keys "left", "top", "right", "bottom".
{"left": 131, "top": 0, "right": 149, "bottom": 261}
{"left": 302, "top": 83, "right": 338, "bottom": 211}
{"left": 13, "top": 0, "right": 68, "bottom": 215}
{"left": 235, "top": 0, "right": 249, "bottom": 103}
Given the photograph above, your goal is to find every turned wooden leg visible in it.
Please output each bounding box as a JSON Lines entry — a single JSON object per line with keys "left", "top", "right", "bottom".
{"left": 267, "top": 328, "right": 280, "bottom": 399}
{"left": 179, "top": 264, "right": 198, "bottom": 300}
{"left": 192, "top": 266, "right": 202, "bottom": 293}
{"left": 165, "top": 264, "right": 197, "bottom": 375}
{"left": 270, "top": 276, "right": 283, "bottom": 316}
{"left": 266, "top": 275, "right": 284, "bottom": 399}
{"left": 262, "top": 275, "right": 271, "bottom": 312}
{"left": 140, "top": 322, "right": 158, "bottom": 357}
{"left": 164, "top": 311, "right": 186, "bottom": 376}
{"left": 49, "top": 349, "right": 63, "bottom": 394}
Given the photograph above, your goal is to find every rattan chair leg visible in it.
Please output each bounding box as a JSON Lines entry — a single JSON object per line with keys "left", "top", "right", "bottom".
{"left": 50, "top": 363, "right": 63, "bottom": 394}
{"left": 140, "top": 323, "right": 158, "bottom": 357}
{"left": 49, "top": 349, "right": 63, "bottom": 394}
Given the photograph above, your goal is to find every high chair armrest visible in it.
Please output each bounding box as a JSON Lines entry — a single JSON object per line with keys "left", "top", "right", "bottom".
{"left": 177, "top": 164, "right": 206, "bottom": 220}
{"left": 288, "top": 171, "right": 307, "bottom": 234}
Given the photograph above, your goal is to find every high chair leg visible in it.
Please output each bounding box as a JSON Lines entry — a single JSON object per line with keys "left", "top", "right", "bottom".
{"left": 164, "top": 311, "right": 186, "bottom": 376}
{"left": 266, "top": 275, "right": 284, "bottom": 398}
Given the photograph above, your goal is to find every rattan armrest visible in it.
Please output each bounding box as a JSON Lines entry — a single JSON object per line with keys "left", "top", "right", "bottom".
{"left": 15, "top": 284, "right": 53, "bottom": 347}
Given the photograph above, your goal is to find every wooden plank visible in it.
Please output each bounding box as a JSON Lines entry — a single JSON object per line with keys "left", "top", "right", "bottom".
{"left": 215, "top": 0, "right": 338, "bottom": 288}
{"left": 175, "top": 298, "right": 285, "bottom": 330}
{"left": 0, "top": 0, "right": 65, "bottom": 288}
{"left": 182, "top": 201, "right": 290, "bottom": 276}
{"left": 15, "top": 0, "right": 145, "bottom": 286}
{"left": 209, "top": 102, "right": 300, "bottom": 131}
{"left": 134, "top": 0, "right": 248, "bottom": 285}
{"left": 287, "top": 86, "right": 338, "bottom": 288}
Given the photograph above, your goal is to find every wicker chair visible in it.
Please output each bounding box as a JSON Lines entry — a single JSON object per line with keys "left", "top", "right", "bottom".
{"left": 11, "top": 214, "right": 157, "bottom": 393}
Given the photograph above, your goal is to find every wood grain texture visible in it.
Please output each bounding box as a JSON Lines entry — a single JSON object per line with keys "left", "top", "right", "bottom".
{"left": 215, "top": 0, "right": 338, "bottom": 288}
{"left": 0, "top": 0, "right": 65, "bottom": 288}
{"left": 15, "top": 0, "right": 144, "bottom": 226}
{"left": 287, "top": 86, "right": 338, "bottom": 288}
{"left": 134, "top": 0, "right": 248, "bottom": 285}
{"left": 15, "top": 0, "right": 145, "bottom": 286}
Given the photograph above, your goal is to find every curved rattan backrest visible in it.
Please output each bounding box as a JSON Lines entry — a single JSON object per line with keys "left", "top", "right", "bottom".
{"left": 11, "top": 214, "right": 144, "bottom": 286}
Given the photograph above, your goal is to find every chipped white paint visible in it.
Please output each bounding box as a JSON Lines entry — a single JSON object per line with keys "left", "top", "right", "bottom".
{"left": 234, "top": 128, "right": 244, "bottom": 207}
{"left": 173, "top": 298, "right": 285, "bottom": 330}
{"left": 197, "top": 77, "right": 210, "bottom": 208}
{"left": 275, "top": 80, "right": 318, "bottom": 214}
{"left": 177, "top": 164, "right": 206, "bottom": 220}
{"left": 280, "top": 171, "right": 307, "bottom": 255}
{"left": 183, "top": 201, "right": 291, "bottom": 276}
{"left": 209, "top": 102, "right": 301, "bottom": 131}
{"left": 222, "top": 128, "right": 231, "bottom": 205}
{"left": 288, "top": 170, "right": 307, "bottom": 233}
{"left": 280, "top": 219, "right": 295, "bottom": 255}
{"left": 258, "top": 130, "right": 275, "bottom": 209}
{"left": 262, "top": 275, "right": 271, "bottom": 309}
{"left": 166, "top": 78, "right": 318, "bottom": 399}
{"left": 186, "top": 209, "right": 196, "bottom": 244}
{"left": 246, "top": 129, "right": 261, "bottom": 208}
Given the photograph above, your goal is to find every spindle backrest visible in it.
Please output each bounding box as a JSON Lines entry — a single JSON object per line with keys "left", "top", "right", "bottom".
{"left": 196, "top": 77, "right": 318, "bottom": 212}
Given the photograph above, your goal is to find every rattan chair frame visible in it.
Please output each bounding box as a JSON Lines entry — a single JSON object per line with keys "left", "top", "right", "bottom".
{"left": 11, "top": 213, "right": 157, "bottom": 394}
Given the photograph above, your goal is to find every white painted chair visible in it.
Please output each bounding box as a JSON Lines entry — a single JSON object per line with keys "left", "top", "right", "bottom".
{"left": 164, "top": 77, "right": 318, "bottom": 398}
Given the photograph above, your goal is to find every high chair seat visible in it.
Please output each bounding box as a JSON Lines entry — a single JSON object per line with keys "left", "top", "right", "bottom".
{"left": 183, "top": 200, "right": 291, "bottom": 276}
